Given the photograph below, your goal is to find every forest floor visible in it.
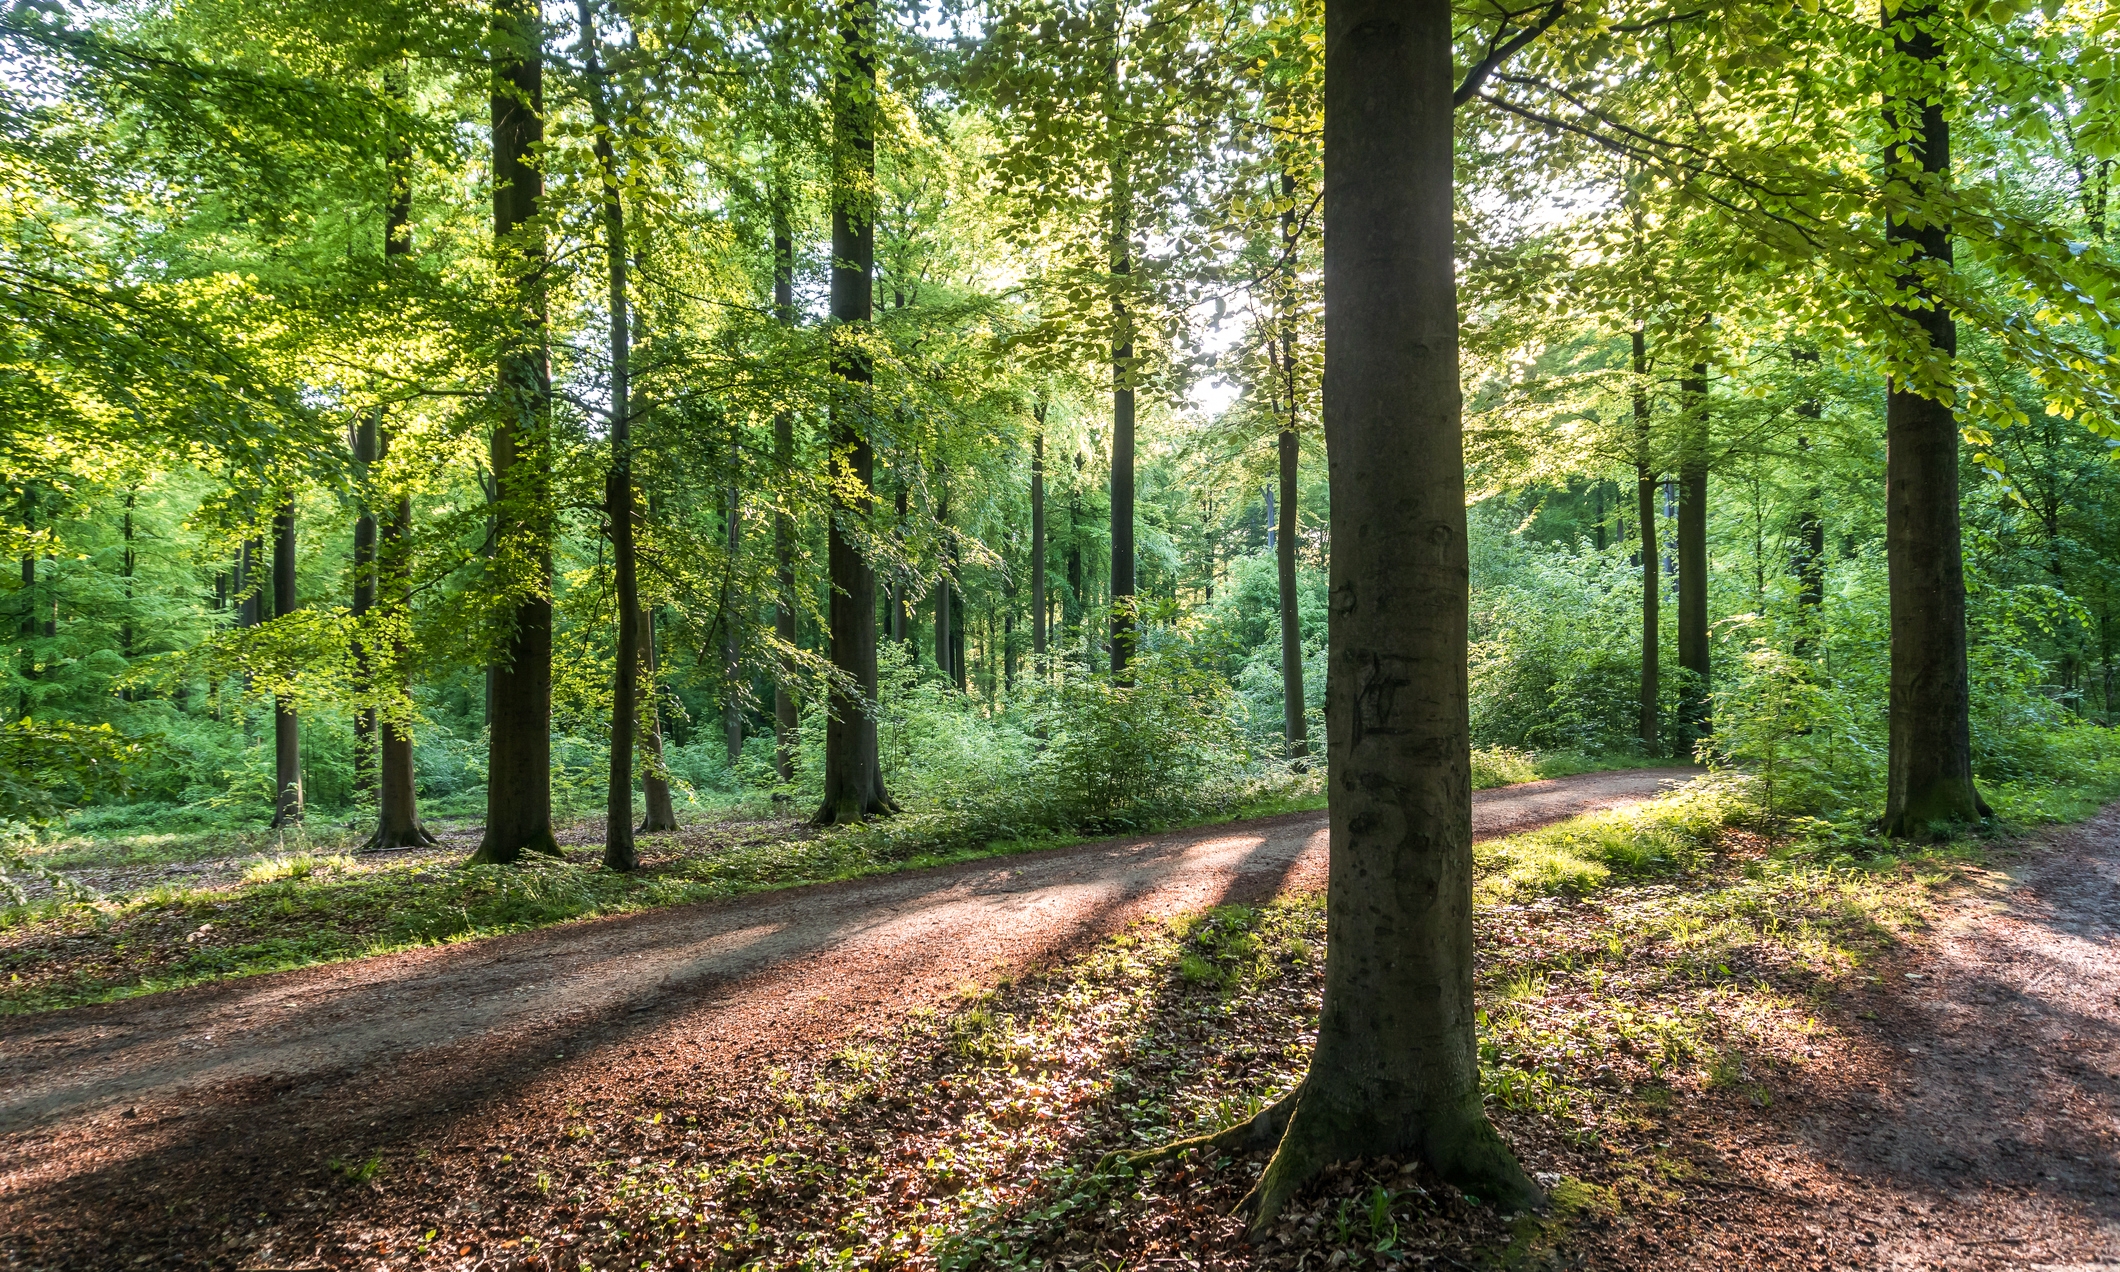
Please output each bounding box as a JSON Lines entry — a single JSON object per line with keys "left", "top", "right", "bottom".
{"left": 4, "top": 769, "right": 2116, "bottom": 1271}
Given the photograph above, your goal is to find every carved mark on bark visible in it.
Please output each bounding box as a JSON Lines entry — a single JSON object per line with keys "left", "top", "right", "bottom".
{"left": 1351, "top": 650, "right": 1414, "bottom": 747}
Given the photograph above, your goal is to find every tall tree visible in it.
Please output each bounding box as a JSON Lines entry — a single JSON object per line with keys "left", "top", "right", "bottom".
{"left": 1275, "top": 170, "right": 1308, "bottom": 763}
{"left": 581, "top": 0, "right": 640, "bottom": 871}
{"left": 1235, "top": 0, "right": 1538, "bottom": 1225}
{"left": 368, "top": 97, "right": 437, "bottom": 853}
{"left": 1880, "top": 0, "right": 1988, "bottom": 836}
{"left": 772, "top": 199, "right": 800, "bottom": 785}
{"left": 1107, "top": 74, "right": 1136, "bottom": 681}
{"left": 268, "top": 498, "right": 301, "bottom": 828}
{"left": 352, "top": 413, "right": 378, "bottom": 795}
{"left": 1030, "top": 403, "right": 1047, "bottom": 668}
{"left": 814, "top": 0, "right": 894, "bottom": 824}
{"left": 470, "top": 0, "right": 560, "bottom": 864}
{"left": 1676, "top": 360, "right": 1709, "bottom": 749}
{"left": 1633, "top": 328, "right": 1659, "bottom": 756}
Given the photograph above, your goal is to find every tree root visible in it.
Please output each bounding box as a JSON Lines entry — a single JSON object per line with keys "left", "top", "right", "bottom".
{"left": 1093, "top": 1086, "right": 1301, "bottom": 1178}
{"left": 362, "top": 823, "right": 440, "bottom": 853}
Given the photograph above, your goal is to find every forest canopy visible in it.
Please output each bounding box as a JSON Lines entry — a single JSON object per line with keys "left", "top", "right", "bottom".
{"left": 3, "top": 0, "right": 2117, "bottom": 852}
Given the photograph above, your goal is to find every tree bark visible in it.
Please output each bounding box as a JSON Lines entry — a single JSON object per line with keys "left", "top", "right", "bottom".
{"left": 1031, "top": 407, "right": 1047, "bottom": 669}
{"left": 366, "top": 85, "right": 437, "bottom": 853}
{"left": 1109, "top": 192, "right": 1136, "bottom": 681}
{"left": 1240, "top": 0, "right": 1538, "bottom": 1228}
{"left": 579, "top": 0, "right": 640, "bottom": 871}
{"left": 1276, "top": 173, "right": 1308, "bottom": 762}
{"left": 1634, "top": 330, "right": 1659, "bottom": 756}
{"left": 1676, "top": 361, "right": 1709, "bottom": 750}
{"left": 1881, "top": 0, "right": 1987, "bottom": 835}
{"left": 722, "top": 471, "right": 743, "bottom": 767}
{"left": 470, "top": 0, "right": 560, "bottom": 864}
{"left": 352, "top": 414, "right": 378, "bottom": 797}
{"left": 935, "top": 480, "right": 952, "bottom": 680}
{"left": 772, "top": 201, "right": 800, "bottom": 784}
{"left": 813, "top": 0, "right": 894, "bottom": 824}
{"left": 17, "top": 495, "right": 33, "bottom": 719}
{"left": 269, "top": 499, "right": 303, "bottom": 829}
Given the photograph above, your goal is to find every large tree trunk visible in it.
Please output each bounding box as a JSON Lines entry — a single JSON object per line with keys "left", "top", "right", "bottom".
{"left": 1634, "top": 330, "right": 1659, "bottom": 756}
{"left": 772, "top": 203, "right": 800, "bottom": 785}
{"left": 1109, "top": 190, "right": 1136, "bottom": 681}
{"left": 269, "top": 500, "right": 303, "bottom": 829}
{"left": 813, "top": 0, "right": 893, "bottom": 824}
{"left": 1030, "top": 408, "right": 1046, "bottom": 670}
{"left": 1676, "top": 362, "right": 1709, "bottom": 751}
{"left": 1880, "top": 0, "right": 1987, "bottom": 836}
{"left": 470, "top": 0, "right": 560, "bottom": 864}
{"left": 1237, "top": 0, "right": 1538, "bottom": 1228}
{"left": 580, "top": 0, "right": 640, "bottom": 871}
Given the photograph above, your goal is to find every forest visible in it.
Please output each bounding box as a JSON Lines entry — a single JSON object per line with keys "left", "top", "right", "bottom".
{"left": 4, "top": 0, "right": 2120, "bottom": 1266}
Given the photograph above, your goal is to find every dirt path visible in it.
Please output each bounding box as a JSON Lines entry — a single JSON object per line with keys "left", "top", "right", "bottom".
{"left": 0, "top": 769, "right": 1687, "bottom": 1267}
{"left": 1608, "top": 802, "right": 2120, "bottom": 1270}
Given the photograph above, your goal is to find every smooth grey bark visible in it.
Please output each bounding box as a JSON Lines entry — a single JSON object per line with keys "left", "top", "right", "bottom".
{"left": 1676, "top": 362, "right": 1709, "bottom": 750}
{"left": 1235, "top": 0, "right": 1539, "bottom": 1228}
{"left": 269, "top": 500, "right": 302, "bottom": 829}
{"left": 1031, "top": 407, "right": 1047, "bottom": 667}
{"left": 1107, "top": 19, "right": 1134, "bottom": 680}
{"left": 352, "top": 415, "right": 378, "bottom": 796}
{"left": 1275, "top": 172, "right": 1307, "bottom": 762}
{"left": 365, "top": 117, "right": 436, "bottom": 853}
{"left": 470, "top": 0, "right": 560, "bottom": 864}
{"left": 1634, "top": 330, "right": 1659, "bottom": 756}
{"left": 1880, "top": 0, "right": 1988, "bottom": 835}
{"left": 580, "top": 0, "right": 640, "bottom": 871}
{"left": 813, "top": 0, "right": 894, "bottom": 824}
{"left": 772, "top": 203, "right": 800, "bottom": 784}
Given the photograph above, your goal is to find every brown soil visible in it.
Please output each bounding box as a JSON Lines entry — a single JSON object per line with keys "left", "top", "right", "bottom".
{"left": 0, "top": 769, "right": 1690, "bottom": 1269}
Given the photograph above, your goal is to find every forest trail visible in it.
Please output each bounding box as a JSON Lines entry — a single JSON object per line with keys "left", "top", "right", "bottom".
{"left": 0, "top": 769, "right": 1687, "bottom": 1263}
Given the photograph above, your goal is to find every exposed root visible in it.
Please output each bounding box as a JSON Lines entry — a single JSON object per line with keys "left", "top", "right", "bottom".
{"left": 1095, "top": 1086, "right": 1301, "bottom": 1178}
{"left": 361, "top": 822, "right": 440, "bottom": 853}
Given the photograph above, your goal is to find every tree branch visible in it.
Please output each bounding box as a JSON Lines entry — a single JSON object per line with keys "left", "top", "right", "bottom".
{"left": 1454, "top": 0, "right": 1566, "bottom": 108}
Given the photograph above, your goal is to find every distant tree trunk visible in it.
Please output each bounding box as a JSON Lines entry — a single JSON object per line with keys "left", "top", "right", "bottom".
{"left": 950, "top": 539, "right": 967, "bottom": 691}
{"left": 813, "top": 0, "right": 894, "bottom": 824}
{"left": 1635, "top": 330, "right": 1659, "bottom": 756}
{"left": 470, "top": 0, "right": 560, "bottom": 863}
{"left": 579, "top": 0, "right": 640, "bottom": 870}
{"left": 353, "top": 415, "right": 378, "bottom": 796}
{"left": 366, "top": 82, "right": 437, "bottom": 853}
{"left": 1676, "top": 361, "right": 1710, "bottom": 750}
{"left": 269, "top": 499, "right": 303, "bottom": 829}
{"left": 117, "top": 487, "right": 136, "bottom": 703}
{"left": 934, "top": 481, "right": 953, "bottom": 680}
{"left": 1236, "top": 0, "right": 1538, "bottom": 1225}
{"left": 1108, "top": 63, "right": 1136, "bottom": 681}
{"left": 238, "top": 533, "right": 260, "bottom": 740}
{"left": 17, "top": 496, "right": 33, "bottom": 719}
{"left": 1880, "top": 0, "right": 1988, "bottom": 835}
{"left": 772, "top": 199, "right": 801, "bottom": 785}
{"left": 1276, "top": 171, "right": 1308, "bottom": 763}
{"left": 1031, "top": 408, "right": 1047, "bottom": 669}
{"left": 722, "top": 471, "right": 743, "bottom": 767}
{"left": 1791, "top": 350, "right": 1826, "bottom": 656}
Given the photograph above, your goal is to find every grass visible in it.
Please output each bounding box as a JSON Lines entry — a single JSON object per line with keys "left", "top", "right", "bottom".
{"left": 1, "top": 749, "right": 1638, "bottom": 1016}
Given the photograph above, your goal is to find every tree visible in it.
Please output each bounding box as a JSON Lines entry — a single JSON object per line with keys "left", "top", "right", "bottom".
{"left": 1634, "top": 328, "right": 1659, "bottom": 756}
{"left": 1879, "top": 0, "right": 1988, "bottom": 836}
{"left": 1274, "top": 171, "right": 1308, "bottom": 763}
{"left": 268, "top": 498, "right": 301, "bottom": 828}
{"left": 813, "top": 0, "right": 895, "bottom": 824}
{"left": 1229, "top": 0, "right": 1539, "bottom": 1226}
{"left": 580, "top": 0, "right": 641, "bottom": 871}
{"left": 470, "top": 0, "right": 561, "bottom": 865}
{"left": 1677, "top": 360, "right": 1710, "bottom": 749}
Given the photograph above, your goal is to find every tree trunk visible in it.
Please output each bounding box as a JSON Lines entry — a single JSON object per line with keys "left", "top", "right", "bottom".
{"left": 1791, "top": 351, "right": 1826, "bottom": 656}
{"left": 1109, "top": 203, "right": 1136, "bottom": 681}
{"left": 813, "top": 0, "right": 894, "bottom": 824}
{"left": 365, "top": 82, "right": 437, "bottom": 853}
{"left": 723, "top": 472, "right": 743, "bottom": 767}
{"left": 636, "top": 606, "right": 678, "bottom": 829}
{"left": 772, "top": 198, "right": 801, "bottom": 785}
{"left": 1239, "top": 0, "right": 1538, "bottom": 1228}
{"left": 353, "top": 414, "right": 378, "bottom": 797}
{"left": 1676, "top": 362, "right": 1709, "bottom": 750}
{"left": 935, "top": 481, "right": 952, "bottom": 680}
{"left": 1635, "top": 331, "right": 1659, "bottom": 756}
{"left": 1881, "top": 0, "right": 1987, "bottom": 835}
{"left": 580, "top": 0, "right": 640, "bottom": 871}
{"left": 1031, "top": 409, "right": 1046, "bottom": 669}
{"left": 470, "top": 0, "right": 560, "bottom": 864}
{"left": 18, "top": 496, "right": 33, "bottom": 719}
{"left": 269, "top": 499, "right": 303, "bottom": 829}
{"left": 1277, "top": 427, "right": 1307, "bottom": 761}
